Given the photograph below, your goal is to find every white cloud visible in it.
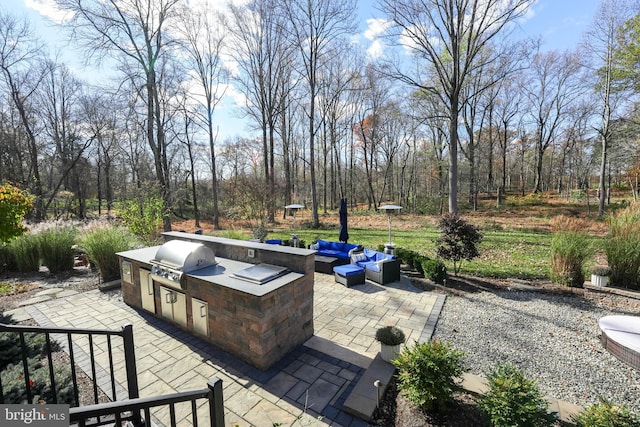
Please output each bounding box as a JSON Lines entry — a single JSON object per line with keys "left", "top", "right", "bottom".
{"left": 366, "top": 39, "right": 385, "bottom": 59}
{"left": 25, "top": 0, "right": 71, "bottom": 24}
{"left": 364, "top": 18, "right": 392, "bottom": 40}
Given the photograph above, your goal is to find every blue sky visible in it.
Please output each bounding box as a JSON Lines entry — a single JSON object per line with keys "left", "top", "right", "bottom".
{"left": 4, "top": 0, "right": 603, "bottom": 140}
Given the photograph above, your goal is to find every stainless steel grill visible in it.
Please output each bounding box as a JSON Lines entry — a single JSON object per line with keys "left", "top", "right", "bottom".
{"left": 150, "top": 240, "right": 217, "bottom": 285}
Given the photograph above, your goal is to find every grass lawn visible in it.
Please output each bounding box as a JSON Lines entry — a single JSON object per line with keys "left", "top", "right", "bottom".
{"left": 183, "top": 193, "right": 619, "bottom": 282}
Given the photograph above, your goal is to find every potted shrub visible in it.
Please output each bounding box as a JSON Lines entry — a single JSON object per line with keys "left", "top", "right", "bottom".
{"left": 590, "top": 265, "right": 611, "bottom": 287}
{"left": 375, "top": 325, "right": 406, "bottom": 362}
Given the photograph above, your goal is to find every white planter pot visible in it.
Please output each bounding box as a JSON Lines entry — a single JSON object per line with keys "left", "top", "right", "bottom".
{"left": 380, "top": 343, "right": 400, "bottom": 362}
{"left": 591, "top": 274, "right": 608, "bottom": 287}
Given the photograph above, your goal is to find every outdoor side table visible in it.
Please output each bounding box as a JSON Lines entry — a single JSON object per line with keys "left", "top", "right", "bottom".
{"left": 314, "top": 255, "right": 340, "bottom": 274}
{"left": 333, "top": 264, "right": 365, "bottom": 287}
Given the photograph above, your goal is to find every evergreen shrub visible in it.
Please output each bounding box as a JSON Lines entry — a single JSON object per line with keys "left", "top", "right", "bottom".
{"left": 480, "top": 363, "right": 557, "bottom": 427}
{"left": 393, "top": 339, "right": 465, "bottom": 412}
{"left": 572, "top": 398, "right": 640, "bottom": 427}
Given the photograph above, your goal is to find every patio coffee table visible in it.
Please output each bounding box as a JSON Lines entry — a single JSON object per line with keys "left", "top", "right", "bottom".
{"left": 314, "top": 255, "right": 341, "bottom": 274}
{"left": 333, "top": 264, "right": 365, "bottom": 287}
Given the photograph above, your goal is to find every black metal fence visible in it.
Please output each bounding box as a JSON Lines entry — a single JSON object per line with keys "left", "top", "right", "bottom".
{"left": 0, "top": 322, "right": 139, "bottom": 408}
{"left": 70, "top": 377, "right": 224, "bottom": 427}
{"left": 0, "top": 322, "right": 225, "bottom": 426}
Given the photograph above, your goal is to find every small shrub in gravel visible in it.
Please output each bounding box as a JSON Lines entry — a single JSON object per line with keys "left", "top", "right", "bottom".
{"left": 572, "top": 398, "right": 640, "bottom": 427}
{"left": 480, "top": 363, "right": 558, "bottom": 427}
{"left": 393, "top": 339, "right": 465, "bottom": 412}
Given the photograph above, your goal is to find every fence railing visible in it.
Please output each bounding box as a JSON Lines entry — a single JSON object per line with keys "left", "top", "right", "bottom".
{"left": 0, "top": 323, "right": 139, "bottom": 418}
{"left": 70, "top": 377, "right": 224, "bottom": 427}
{"left": 0, "top": 322, "right": 225, "bottom": 426}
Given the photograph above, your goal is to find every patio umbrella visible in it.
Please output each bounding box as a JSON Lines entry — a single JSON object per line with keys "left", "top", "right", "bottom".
{"left": 339, "top": 198, "right": 349, "bottom": 243}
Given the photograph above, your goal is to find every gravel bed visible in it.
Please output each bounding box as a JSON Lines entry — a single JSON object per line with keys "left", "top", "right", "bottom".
{"left": 433, "top": 290, "right": 640, "bottom": 414}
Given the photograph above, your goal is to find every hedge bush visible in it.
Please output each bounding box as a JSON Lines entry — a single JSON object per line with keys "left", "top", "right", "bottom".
{"left": 421, "top": 258, "right": 447, "bottom": 284}
{"left": 0, "top": 183, "right": 33, "bottom": 244}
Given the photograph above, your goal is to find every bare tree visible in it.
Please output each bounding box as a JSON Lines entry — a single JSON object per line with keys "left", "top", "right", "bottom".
{"left": 57, "top": 0, "right": 180, "bottom": 230}
{"left": 0, "top": 11, "right": 47, "bottom": 219}
{"left": 583, "top": 0, "right": 636, "bottom": 215}
{"left": 283, "top": 0, "right": 357, "bottom": 227}
{"left": 379, "top": 0, "right": 533, "bottom": 213}
{"left": 524, "top": 50, "right": 583, "bottom": 193}
{"left": 227, "top": 0, "right": 296, "bottom": 223}
{"left": 176, "top": 5, "right": 227, "bottom": 229}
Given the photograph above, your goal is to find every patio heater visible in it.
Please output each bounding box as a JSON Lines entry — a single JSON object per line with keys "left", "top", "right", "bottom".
{"left": 285, "top": 204, "right": 304, "bottom": 247}
{"left": 378, "top": 204, "right": 402, "bottom": 255}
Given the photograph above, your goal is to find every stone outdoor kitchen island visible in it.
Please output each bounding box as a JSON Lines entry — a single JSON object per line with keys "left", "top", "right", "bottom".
{"left": 117, "top": 232, "right": 315, "bottom": 370}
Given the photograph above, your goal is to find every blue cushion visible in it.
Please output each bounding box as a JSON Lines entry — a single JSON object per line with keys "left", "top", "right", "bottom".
{"left": 317, "top": 239, "right": 330, "bottom": 249}
{"left": 334, "top": 264, "right": 364, "bottom": 276}
{"left": 361, "top": 261, "right": 381, "bottom": 273}
{"left": 363, "top": 248, "right": 377, "bottom": 259}
{"left": 330, "top": 241, "right": 344, "bottom": 251}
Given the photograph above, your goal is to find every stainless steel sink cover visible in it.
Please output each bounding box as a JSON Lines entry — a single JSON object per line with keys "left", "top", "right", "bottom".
{"left": 233, "top": 263, "right": 288, "bottom": 284}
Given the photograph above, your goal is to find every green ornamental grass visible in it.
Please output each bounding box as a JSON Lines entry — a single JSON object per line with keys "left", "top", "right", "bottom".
{"left": 604, "top": 207, "right": 640, "bottom": 290}
{"left": 550, "top": 231, "right": 592, "bottom": 287}
{"left": 38, "top": 227, "right": 77, "bottom": 274}
{"left": 80, "top": 226, "right": 138, "bottom": 281}
{"left": 8, "top": 233, "right": 41, "bottom": 273}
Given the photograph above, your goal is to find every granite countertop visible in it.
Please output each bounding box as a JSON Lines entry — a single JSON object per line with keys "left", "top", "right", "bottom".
{"left": 117, "top": 247, "right": 304, "bottom": 297}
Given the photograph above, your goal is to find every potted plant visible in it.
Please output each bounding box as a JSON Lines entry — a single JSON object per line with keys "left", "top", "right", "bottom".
{"left": 375, "top": 325, "right": 406, "bottom": 362}
{"left": 590, "top": 265, "right": 611, "bottom": 287}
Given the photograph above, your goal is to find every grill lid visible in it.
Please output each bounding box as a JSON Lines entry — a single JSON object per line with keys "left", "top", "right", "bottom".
{"left": 150, "top": 240, "right": 216, "bottom": 282}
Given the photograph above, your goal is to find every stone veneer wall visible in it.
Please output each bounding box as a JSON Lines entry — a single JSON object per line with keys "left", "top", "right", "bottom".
{"left": 162, "top": 231, "right": 313, "bottom": 273}
{"left": 187, "top": 272, "right": 314, "bottom": 370}
{"left": 119, "top": 232, "right": 316, "bottom": 370}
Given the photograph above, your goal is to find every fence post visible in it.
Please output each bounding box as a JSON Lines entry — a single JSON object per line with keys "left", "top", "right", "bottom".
{"left": 122, "top": 324, "right": 142, "bottom": 426}
{"left": 208, "top": 377, "right": 225, "bottom": 427}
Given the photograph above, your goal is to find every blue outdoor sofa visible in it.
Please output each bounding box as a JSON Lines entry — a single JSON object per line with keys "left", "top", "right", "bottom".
{"left": 309, "top": 239, "right": 363, "bottom": 273}
{"left": 310, "top": 239, "right": 363, "bottom": 261}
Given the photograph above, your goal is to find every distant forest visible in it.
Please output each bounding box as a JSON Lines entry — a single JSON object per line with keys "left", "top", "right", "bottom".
{"left": 1, "top": 0, "right": 640, "bottom": 230}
